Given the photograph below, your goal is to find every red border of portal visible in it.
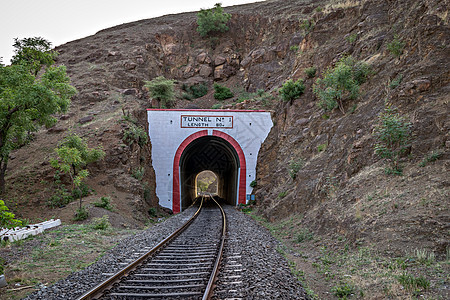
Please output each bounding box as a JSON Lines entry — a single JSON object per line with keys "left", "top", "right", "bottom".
{"left": 172, "top": 130, "right": 247, "bottom": 213}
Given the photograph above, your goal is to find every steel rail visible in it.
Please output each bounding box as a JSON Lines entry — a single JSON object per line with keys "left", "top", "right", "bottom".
{"left": 76, "top": 197, "right": 204, "bottom": 300}
{"left": 202, "top": 196, "right": 227, "bottom": 300}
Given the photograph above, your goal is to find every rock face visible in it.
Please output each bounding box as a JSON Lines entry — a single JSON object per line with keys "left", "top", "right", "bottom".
{"left": 5, "top": 0, "right": 449, "bottom": 260}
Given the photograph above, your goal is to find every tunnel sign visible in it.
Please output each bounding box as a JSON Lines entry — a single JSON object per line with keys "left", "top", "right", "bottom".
{"left": 181, "top": 115, "right": 233, "bottom": 128}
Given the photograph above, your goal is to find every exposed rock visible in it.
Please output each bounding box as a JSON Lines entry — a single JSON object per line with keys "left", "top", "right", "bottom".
{"left": 214, "top": 55, "right": 227, "bottom": 66}
{"left": 121, "top": 88, "right": 139, "bottom": 95}
{"left": 400, "top": 78, "right": 432, "bottom": 96}
{"left": 47, "top": 126, "right": 66, "bottom": 134}
{"left": 214, "top": 65, "right": 225, "bottom": 80}
{"left": 199, "top": 65, "right": 212, "bottom": 77}
{"left": 78, "top": 116, "right": 94, "bottom": 124}
{"left": 123, "top": 60, "right": 137, "bottom": 70}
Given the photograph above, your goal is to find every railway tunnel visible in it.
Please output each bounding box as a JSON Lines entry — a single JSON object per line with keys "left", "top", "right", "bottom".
{"left": 179, "top": 135, "right": 239, "bottom": 210}
{"left": 147, "top": 109, "right": 273, "bottom": 213}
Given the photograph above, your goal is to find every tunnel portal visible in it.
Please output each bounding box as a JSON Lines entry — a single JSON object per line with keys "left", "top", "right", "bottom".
{"left": 180, "top": 136, "right": 239, "bottom": 210}
{"left": 147, "top": 109, "right": 273, "bottom": 213}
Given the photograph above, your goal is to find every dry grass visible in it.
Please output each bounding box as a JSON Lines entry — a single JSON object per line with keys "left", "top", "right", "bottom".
{"left": 324, "top": 0, "right": 365, "bottom": 13}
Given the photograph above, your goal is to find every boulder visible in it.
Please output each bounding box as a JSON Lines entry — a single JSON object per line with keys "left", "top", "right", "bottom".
{"left": 214, "top": 55, "right": 227, "bottom": 66}
{"left": 78, "top": 116, "right": 94, "bottom": 124}
{"left": 199, "top": 65, "right": 213, "bottom": 77}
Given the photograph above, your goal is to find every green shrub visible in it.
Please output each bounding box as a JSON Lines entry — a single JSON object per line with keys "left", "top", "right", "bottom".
{"left": 93, "top": 196, "right": 114, "bottom": 211}
{"left": 123, "top": 124, "right": 148, "bottom": 148}
{"left": 389, "top": 74, "right": 403, "bottom": 89}
{"left": 0, "top": 200, "right": 22, "bottom": 229}
{"left": 148, "top": 207, "right": 157, "bottom": 217}
{"left": 290, "top": 45, "right": 299, "bottom": 52}
{"left": 132, "top": 167, "right": 145, "bottom": 180}
{"left": 278, "top": 191, "right": 287, "bottom": 198}
{"left": 414, "top": 248, "right": 436, "bottom": 266}
{"left": 71, "top": 182, "right": 91, "bottom": 199}
{"left": 211, "top": 103, "right": 222, "bottom": 109}
{"left": 182, "top": 83, "right": 208, "bottom": 99}
{"left": 91, "top": 215, "right": 110, "bottom": 230}
{"left": 0, "top": 257, "right": 5, "bottom": 275}
{"left": 332, "top": 283, "right": 354, "bottom": 298}
{"left": 419, "top": 150, "right": 443, "bottom": 167}
{"left": 313, "top": 56, "right": 371, "bottom": 113}
{"left": 214, "top": 83, "right": 234, "bottom": 100}
{"left": 279, "top": 79, "right": 305, "bottom": 101}
{"left": 317, "top": 143, "right": 327, "bottom": 152}
{"left": 397, "top": 273, "right": 430, "bottom": 291}
{"left": 144, "top": 76, "right": 176, "bottom": 108}
{"left": 182, "top": 92, "right": 193, "bottom": 100}
{"left": 143, "top": 183, "right": 152, "bottom": 202}
{"left": 295, "top": 228, "right": 314, "bottom": 243}
{"left": 47, "top": 186, "right": 73, "bottom": 208}
{"left": 196, "top": 3, "right": 232, "bottom": 37}
{"left": 373, "top": 103, "right": 411, "bottom": 174}
{"left": 289, "top": 158, "right": 304, "bottom": 179}
{"left": 346, "top": 33, "right": 357, "bottom": 44}
{"left": 250, "top": 180, "right": 257, "bottom": 188}
{"left": 305, "top": 67, "right": 317, "bottom": 78}
{"left": 387, "top": 35, "right": 405, "bottom": 57}
{"left": 74, "top": 206, "right": 89, "bottom": 221}
{"left": 300, "top": 19, "right": 314, "bottom": 34}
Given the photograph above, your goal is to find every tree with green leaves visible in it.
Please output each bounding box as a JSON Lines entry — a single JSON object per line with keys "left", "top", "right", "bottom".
{"left": 373, "top": 103, "right": 411, "bottom": 174}
{"left": 50, "top": 134, "right": 105, "bottom": 211}
{"left": 144, "top": 76, "right": 176, "bottom": 108}
{"left": 279, "top": 79, "right": 305, "bottom": 102}
{"left": 11, "top": 37, "right": 57, "bottom": 76}
{"left": 197, "top": 3, "right": 232, "bottom": 37}
{"left": 0, "top": 199, "right": 22, "bottom": 229}
{"left": 0, "top": 37, "right": 77, "bottom": 194}
{"left": 313, "top": 56, "right": 371, "bottom": 113}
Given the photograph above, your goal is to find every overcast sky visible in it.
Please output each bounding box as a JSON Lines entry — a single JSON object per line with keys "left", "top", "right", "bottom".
{"left": 1, "top": 0, "right": 263, "bottom": 65}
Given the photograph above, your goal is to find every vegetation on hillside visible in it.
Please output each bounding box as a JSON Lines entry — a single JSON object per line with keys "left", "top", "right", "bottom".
{"left": 197, "top": 3, "right": 232, "bottom": 37}
{"left": 50, "top": 134, "right": 105, "bottom": 216}
{"left": 144, "top": 76, "right": 175, "bottom": 108}
{"left": 313, "top": 56, "right": 371, "bottom": 113}
{"left": 0, "top": 37, "right": 76, "bottom": 194}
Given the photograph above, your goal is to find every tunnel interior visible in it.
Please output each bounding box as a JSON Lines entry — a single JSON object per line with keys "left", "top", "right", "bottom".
{"left": 179, "top": 136, "right": 239, "bottom": 210}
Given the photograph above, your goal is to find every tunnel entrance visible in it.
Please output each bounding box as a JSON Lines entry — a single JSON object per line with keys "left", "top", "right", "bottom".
{"left": 196, "top": 171, "right": 218, "bottom": 196}
{"left": 179, "top": 135, "right": 240, "bottom": 210}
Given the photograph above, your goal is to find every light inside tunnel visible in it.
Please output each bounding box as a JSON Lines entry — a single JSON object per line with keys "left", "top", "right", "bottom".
{"left": 195, "top": 170, "right": 218, "bottom": 196}
{"left": 179, "top": 135, "right": 239, "bottom": 210}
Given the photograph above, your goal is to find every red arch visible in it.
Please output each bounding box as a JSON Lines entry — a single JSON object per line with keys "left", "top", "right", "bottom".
{"left": 213, "top": 130, "right": 247, "bottom": 206}
{"left": 172, "top": 130, "right": 247, "bottom": 213}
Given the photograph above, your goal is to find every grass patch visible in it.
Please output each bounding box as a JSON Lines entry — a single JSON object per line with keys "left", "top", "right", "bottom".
{"left": 3, "top": 224, "right": 136, "bottom": 299}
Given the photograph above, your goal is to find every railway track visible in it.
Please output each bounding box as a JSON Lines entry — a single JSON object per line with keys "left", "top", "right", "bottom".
{"left": 77, "top": 196, "right": 226, "bottom": 300}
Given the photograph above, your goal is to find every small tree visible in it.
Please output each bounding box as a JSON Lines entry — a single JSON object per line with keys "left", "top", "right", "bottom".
{"left": 279, "top": 79, "right": 305, "bottom": 101}
{"left": 313, "top": 56, "right": 370, "bottom": 113}
{"left": 373, "top": 103, "right": 411, "bottom": 174}
{"left": 197, "top": 3, "right": 232, "bottom": 37}
{"left": 144, "top": 76, "right": 175, "bottom": 108}
{"left": 0, "top": 37, "right": 76, "bottom": 194}
{"left": 50, "top": 135, "right": 105, "bottom": 211}
{"left": 0, "top": 200, "right": 22, "bottom": 229}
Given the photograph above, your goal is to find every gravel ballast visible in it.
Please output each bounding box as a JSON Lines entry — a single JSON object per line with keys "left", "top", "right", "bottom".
{"left": 213, "top": 206, "right": 308, "bottom": 299}
{"left": 25, "top": 205, "right": 307, "bottom": 299}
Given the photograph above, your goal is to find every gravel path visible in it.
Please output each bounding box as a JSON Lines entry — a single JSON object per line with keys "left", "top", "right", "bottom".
{"left": 25, "top": 205, "right": 307, "bottom": 299}
{"left": 213, "top": 206, "right": 308, "bottom": 300}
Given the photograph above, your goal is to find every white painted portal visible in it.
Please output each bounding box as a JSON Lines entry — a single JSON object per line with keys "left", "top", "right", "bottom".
{"left": 147, "top": 109, "right": 273, "bottom": 213}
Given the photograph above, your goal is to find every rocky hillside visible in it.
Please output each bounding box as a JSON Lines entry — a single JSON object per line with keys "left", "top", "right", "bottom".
{"left": 3, "top": 0, "right": 448, "bottom": 296}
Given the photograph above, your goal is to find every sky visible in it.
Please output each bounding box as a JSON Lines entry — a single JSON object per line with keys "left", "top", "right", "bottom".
{"left": 0, "top": 0, "right": 263, "bottom": 65}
